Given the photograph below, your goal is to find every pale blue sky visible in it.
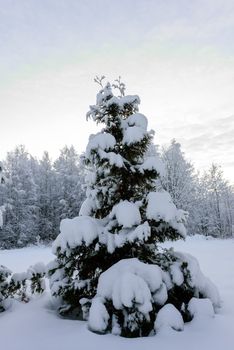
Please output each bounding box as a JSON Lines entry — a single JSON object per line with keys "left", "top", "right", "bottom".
{"left": 0, "top": 0, "right": 234, "bottom": 181}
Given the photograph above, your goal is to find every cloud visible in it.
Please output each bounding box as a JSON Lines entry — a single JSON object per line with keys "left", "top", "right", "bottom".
{"left": 156, "top": 114, "right": 234, "bottom": 181}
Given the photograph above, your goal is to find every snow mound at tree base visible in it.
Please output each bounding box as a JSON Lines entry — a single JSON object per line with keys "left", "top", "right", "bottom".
{"left": 88, "top": 250, "right": 220, "bottom": 337}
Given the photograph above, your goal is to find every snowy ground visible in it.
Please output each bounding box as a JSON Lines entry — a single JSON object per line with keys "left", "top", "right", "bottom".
{"left": 0, "top": 236, "right": 233, "bottom": 350}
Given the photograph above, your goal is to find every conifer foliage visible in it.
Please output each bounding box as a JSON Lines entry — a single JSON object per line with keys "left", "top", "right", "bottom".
{"left": 0, "top": 263, "right": 46, "bottom": 312}
{"left": 49, "top": 78, "right": 220, "bottom": 337}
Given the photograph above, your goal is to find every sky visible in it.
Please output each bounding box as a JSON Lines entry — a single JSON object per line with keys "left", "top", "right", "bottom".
{"left": 0, "top": 0, "right": 234, "bottom": 182}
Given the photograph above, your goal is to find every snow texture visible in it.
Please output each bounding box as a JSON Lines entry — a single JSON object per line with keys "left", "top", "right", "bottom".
{"left": 98, "top": 149, "right": 124, "bottom": 168}
{"left": 86, "top": 133, "right": 116, "bottom": 157}
{"left": 96, "top": 83, "right": 113, "bottom": 105}
{"left": 82, "top": 249, "right": 220, "bottom": 335}
{"left": 139, "top": 156, "right": 165, "bottom": 177}
{"left": 87, "top": 87, "right": 140, "bottom": 122}
{"left": 55, "top": 200, "right": 147, "bottom": 256}
{"left": 106, "top": 95, "right": 140, "bottom": 109}
{"left": 127, "top": 113, "right": 148, "bottom": 130}
{"left": 52, "top": 216, "right": 100, "bottom": 253}
{"left": 128, "top": 222, "right": 151, "bottom": 242}
{"left": 155, "top": 304, "right": 184, "bottom": 332}
{"left": 146, "top": 191, "right": 187, "bottom": 237}
{"left": 188, "top": 297, "right": 215, "bottom": 320}
{"left": 27, "top": 262, "right": 46, "bottom": 279}
{"left": 123, "top": 126, "right": 147, "bottom": 145}
{"left": 170, "top": 263, "right": 184, "bottom": 286}
{"left": 11, "top": 272, "right": 28, "bottom": 282}
{"left": 99, "top": 222, "right": 151, "bottom": 255}
{"left": 88, "top": 297, "right": 110, "bottom": 333}
{"left": 94, "top": 258, "right": 163, "bottom": 316}
{"left": 173, "top": 251, "right": 221, "bottom": 309}
{"left": 79, "top": 198, "right": 97, "bottom": 216}
{"left": 110, "top": 201, "right": 141, "bottom": 228}
{"left": 0, "top": 236, "right": 232, "bottom": 350}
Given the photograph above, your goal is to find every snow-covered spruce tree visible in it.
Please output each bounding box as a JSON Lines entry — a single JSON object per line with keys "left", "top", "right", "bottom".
{"left": 49, "top": 78, "right": 220, "bottom": 337}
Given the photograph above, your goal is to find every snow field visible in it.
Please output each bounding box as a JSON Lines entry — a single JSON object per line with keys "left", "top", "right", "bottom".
{"left": 0, "top": 236, "right": 233, "bottom": 350}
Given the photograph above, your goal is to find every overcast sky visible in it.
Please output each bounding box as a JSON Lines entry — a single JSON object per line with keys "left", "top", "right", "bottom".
{"left": 0, "top": 0, "right": 234, "bottom": 182}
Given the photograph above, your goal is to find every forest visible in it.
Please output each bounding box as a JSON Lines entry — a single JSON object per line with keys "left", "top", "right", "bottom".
{"left": 0, "top": 139, "right": 233, "bottom": 249}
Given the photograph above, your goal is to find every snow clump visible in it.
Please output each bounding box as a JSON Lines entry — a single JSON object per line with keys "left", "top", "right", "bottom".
{"left": 88, "top": 297, "right": 110, "bottom": 333}
{"left": 88, "top": 258, "right": 166, "bottom": 334}
{"left": 154, "top": 304, "right": 184, "bottom": 332}
{"left": 86, "top": 133, "right": 116, "bottom": 157}
{"left": 139, "top": 156, "right": 165, "bottom": 177}
{"left": 146, "top": 191, "right": 187, "bottom": 238}
{"left": 127, "top": 113, "right": 148, "bottom": 130}
{"left": 110, "top": 201, "right": 141, "bottom": 228}
{"left": 188, "top": 297, "right": 215, "bottom": 321}
{"left": 52, "top": 216, "right": 100, "bottom": 253}
{"left": 123, "top": 126, "right": 147, "bottom": 145}
{"left": 173, "top": 252, "right": 221, "bottom": 309}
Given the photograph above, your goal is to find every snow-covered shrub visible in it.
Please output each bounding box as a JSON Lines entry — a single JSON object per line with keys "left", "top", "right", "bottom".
{"left": 0, "top": 261, "right": 47, "bottom": 313}
{"left": 49, "top": 78, "right": 220, "bottom": 337}
{"left": 0, "top": 265, "right": 12, "bottom": 312}
{"left": 27, "top": 262, "right": 46, "bottom": 294}
{"left": 8, "top": 272, "right": 29, "bottom": 302}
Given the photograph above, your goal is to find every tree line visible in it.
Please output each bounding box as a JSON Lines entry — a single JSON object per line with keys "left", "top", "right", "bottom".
{"left": 0, "top": 145, "right": 85, "bottom": 248}
{"left": 161, "top": 139, "right": 234, "bottom": 238}
{"left": 0, "top": 140, "right": 233, "bottom": 249}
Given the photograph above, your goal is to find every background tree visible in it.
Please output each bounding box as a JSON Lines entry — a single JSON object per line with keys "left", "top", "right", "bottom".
{"left": 1, "top": 146, "right": 39, "bottom": 248}
{"left": 161, "top": 140, "right": 198, "bottom": 235}
{"left": 54, "top": 145, "right": 85, "bottom": 224}
{"left": 0, "top": 142, "right": 233, "bottom": 249}
{"left": 36, "top": 151, "right": 57, "bottom": 242}
{"left": 0, "top": 146, "right": 86, "bottom": 248}
{"left": 0, "top": 162, "right": 6, "bottom": 229}
{"left": 198, "top": 164, "right": 233, "bottom": 237}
